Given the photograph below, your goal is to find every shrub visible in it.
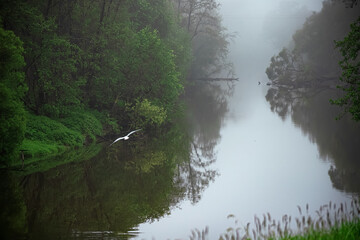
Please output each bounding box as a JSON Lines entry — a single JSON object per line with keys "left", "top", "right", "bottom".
{"left": 59, "top": 110, "right": 103, "bottom": 142}
{"left": 25, "top": 113, "right": 84, "bottom": 147}
{"left": 126, "top": 98, "right": 167, "bottom": 129}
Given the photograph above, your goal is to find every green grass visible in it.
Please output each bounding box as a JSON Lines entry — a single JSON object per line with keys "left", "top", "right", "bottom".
{"left": 59, "top": 110, "right": 103, "bottom": 142}
{"left": 17, "top": 113, "right": 82, "bottom": 160}
{"left": 189, "top": 199, "right": 360, "bottom": 240}
{"left": 17, "top": 143, "right": 102, "bottom": 176}
{"left": 20, "top": 139, "right": 65, "bottom": 157}
{"left": 24, "top": 113, "right": 84, "bottom": 146}
{"left": 15, "top": 110, "right": 104, "bottom": 163}
{"left": 284, "top": 220, "right": 360, "bottom": 240}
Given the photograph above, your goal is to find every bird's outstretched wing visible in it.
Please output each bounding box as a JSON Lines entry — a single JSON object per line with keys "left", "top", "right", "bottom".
{"left": 109, "top": 137, "right": 125, "bottom": 146}
{"left": 109, "top": 129, "right": 141, "bottom": 146}
{"left": 126, "top": 129, "right": 142, "bottom": 137}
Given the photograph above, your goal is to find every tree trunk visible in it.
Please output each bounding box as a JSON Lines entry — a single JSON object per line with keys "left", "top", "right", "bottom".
{"left": 99, "top": 0, "right": 106, "bottom": 24}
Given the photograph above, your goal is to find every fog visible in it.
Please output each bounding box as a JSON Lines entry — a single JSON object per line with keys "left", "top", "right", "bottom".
{"left": 219, "top": 0, "right": 324, "bottom": 115}
{"left": 220, "top": 0, "right": 323, "bottom": 64}
{"left": 138, "top": 1, "right": 354, "bottom": 239}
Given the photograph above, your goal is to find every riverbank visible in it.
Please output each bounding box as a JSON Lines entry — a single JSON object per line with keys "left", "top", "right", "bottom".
{"left": 17, "top": 110, "right": 104, "bottom": 161}
{"left": 285, "top": 220, "right": 360, "bottom": 240}
{"left": 216, "top": 199, "right": 360, "bottom": 240}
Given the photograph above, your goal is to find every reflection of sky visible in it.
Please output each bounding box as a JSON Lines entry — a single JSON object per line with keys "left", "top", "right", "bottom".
{"left": 137, "top": 1, "right": 351, "bottom": 239}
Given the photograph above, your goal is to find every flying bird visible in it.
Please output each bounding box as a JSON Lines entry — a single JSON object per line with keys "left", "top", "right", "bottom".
{"left": 109, "top": 129, "right": 142, "bottom": 146}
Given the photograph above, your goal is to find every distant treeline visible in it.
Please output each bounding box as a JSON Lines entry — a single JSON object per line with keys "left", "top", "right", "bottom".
{"left": 0, "top": 0, "right": 230, "bottom": 165}
{"left": 266, "top": 0, "right": 360, "bottom": 120}
{"left": 265, "top": 0, "right": 360, "bottom": 193}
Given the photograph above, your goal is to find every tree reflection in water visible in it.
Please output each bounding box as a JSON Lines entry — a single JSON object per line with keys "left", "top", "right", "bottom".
{"left": 266, "top": 88, "right": 360, "bottom": 195}
{"left": 15, "top": 79, "right": 234, "bottom": 239}
{"left": 265, "top": 2, "right": 360, "bottom": 196}
{"left": 20, "top": 132, "right": 187, "bottom": 239}
{"left": 177, "top": 80, "right": 234, "bottom": 203}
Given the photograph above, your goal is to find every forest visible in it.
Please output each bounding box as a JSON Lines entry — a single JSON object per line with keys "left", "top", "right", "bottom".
{"left": 0, "top": 0, "right": 231, "bottom": 165}
{"left": 265, "top": 0, "right": 359, "bottom": 121}
{"left": 265, "top": 0, "right": 360, "bottom": 193}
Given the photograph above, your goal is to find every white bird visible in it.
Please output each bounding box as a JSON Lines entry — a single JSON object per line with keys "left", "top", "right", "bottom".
{"left": 109, "top": 129, "right": 142, "bottom": 146}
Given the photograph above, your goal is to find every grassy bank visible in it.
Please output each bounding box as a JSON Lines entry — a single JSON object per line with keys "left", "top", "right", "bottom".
{"left": 192, "top": 199, "right": 360, "bottom": 240}
{"left": 17, "top": 143, "right": 103, "bottom": 176}
{"left": 285, "top": 220, "right": 360, "bottom": 240}
{"left": 18, "top": 110, "right": 104, "bottom": 161}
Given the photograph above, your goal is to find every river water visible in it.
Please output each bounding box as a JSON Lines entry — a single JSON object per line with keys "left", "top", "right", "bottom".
{"left": 137, "top": 0, "right": 356, "bottom": 239}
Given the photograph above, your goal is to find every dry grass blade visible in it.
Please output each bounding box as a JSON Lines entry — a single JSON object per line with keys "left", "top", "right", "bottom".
{"left": 216, "top": 198, "right": 360, "bottom": 240}
{"left": 297, "top": 205, "right": 302, "bottom": 215}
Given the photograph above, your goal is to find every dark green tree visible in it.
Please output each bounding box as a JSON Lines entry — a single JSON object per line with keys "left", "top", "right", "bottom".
{"left": 0, "top": 26, "right": 27, "bottom": 165}
{"left": 330, "top": 17, "right": 360, "bottom": 121}
{"left": 266, "top": 1, "right": 359, "bottom": 119}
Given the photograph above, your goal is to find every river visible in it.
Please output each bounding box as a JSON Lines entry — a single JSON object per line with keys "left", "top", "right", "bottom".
{"left": 137, "top": 0, "right": 356, "bottom": 239}
{"left": 4, "top": 1, "right": 359, "bottom": 239}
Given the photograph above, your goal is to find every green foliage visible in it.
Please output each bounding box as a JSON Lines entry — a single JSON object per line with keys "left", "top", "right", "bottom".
{"left": 126, "top": 98, "right": 167, "bottom": 129}
{"left": 266, "top": 1, "right": 360, "bottom": 120}
{"left": 21, "top": 110, "right": 103, "bottom": 157}
{"left": 330, "top": 17, "right": 360, "bottom": 121}
{"left": 24, "top": 113, "right": 84, "bottom": 149}
{"left": 284, "top": 221, "right": 360, "bottom": 240}
{"left": 0, "top": 25, "right": 26, "bottom": 97}
{"left": 126, "top": 151, "right": 167, "bottom": 174}
{"left": 0, "top": 0, "right": 194, "bottom": 159}
{"left": 0, "top": 84, "right": 26, "bottom": 165}
{"left": 59, "top": 110, "right": 103, "bottom": 142}
{"left": 17, "top": 143, "right": 102, "bottom": 175}
{"left": 19, "top": 129, "right": 189, "bottom": 237}
{"left": 90, "top": 24, "right": 183, "bottom": 125}
{"left": 131, "top": 27, "right": 183, "bottom": 110}
{"left": 128, "top": 0, "right": 174, "bottom": 38}
{"left": 0, "top": 26, "right": 27, "bottom": 166}
{"left": 20, "top": 139, "right": 63, "bottom": 158}
{"left": 1, "top": 1, "right": 82, "bottom": 115}
{"left": 35, "top": 34, "right": 82, "bottom": 117}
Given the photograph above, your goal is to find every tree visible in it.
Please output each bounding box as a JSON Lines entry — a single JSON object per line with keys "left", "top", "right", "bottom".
{"left": 265, "top": 1, "right": 359, "bottom": 118}
{"left": 335, "top": 0, "right": 359, "bottom": 8}
{"left": 172, "top": 0, "right": 233, "bottom": 80}
{"left": 1, "top": 1, "right": 82, "bottom": 117}
{"left": 126, "top": 98, "right": 167, "bottom": 129}
{"left": 265, "top": 48, "right": 337, "bottom": 118}
{"left": 330, "top": 17, "right": 360, "bottom": 121}
{"left": 180, "top": 0, "right": 219, "bottom": 40}
{"left": 0, "top": 26, "right": 27, "bottom": 165}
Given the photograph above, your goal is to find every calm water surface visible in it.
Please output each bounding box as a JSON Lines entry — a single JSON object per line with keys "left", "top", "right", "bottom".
{"left": 137, "top": 0, "right": 355, "bottom": 239}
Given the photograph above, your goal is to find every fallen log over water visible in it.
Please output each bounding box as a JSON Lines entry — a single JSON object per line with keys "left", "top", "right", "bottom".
{"left": 193, "top": 77, "right": 239, "bottom": 82}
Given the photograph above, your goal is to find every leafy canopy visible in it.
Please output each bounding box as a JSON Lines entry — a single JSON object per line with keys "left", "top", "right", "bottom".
{"left": 330, "top": 17, "right": 360, "bottom": 121}
{"left": 0, "top": 26, "right": 27, "bottom": 165}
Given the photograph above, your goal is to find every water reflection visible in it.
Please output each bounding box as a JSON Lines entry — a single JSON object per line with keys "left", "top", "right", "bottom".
{"left": 182, "top": 81, "right": 234, "bottom": 203}
{"left": 18, "top": 131, "right": 184, "bottom": 239}
{"left": 0, "top": 171, "right": 27, "bottom": 239}
{"left": 5, "top": 92, "right": 232, "bottom": 239}
{"left": 266, "top": 87, "right": 360, "bottom": 195}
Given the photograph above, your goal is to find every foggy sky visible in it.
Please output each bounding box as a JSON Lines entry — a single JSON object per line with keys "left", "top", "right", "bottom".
{"left": 220, "top": 0, "right": 324, "bottom": 50}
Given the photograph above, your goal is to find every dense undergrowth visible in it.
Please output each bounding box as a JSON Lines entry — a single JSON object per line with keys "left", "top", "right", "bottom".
{"left": 19, "top": 110, "right": 103, "bottom": 160}
{"left": 1, "top": 0, "right": 230, "bottom": 167}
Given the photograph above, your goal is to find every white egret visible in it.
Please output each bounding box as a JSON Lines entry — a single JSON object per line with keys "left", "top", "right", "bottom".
{"left": 109, "top": 129, "right": 142, "bottom": 146}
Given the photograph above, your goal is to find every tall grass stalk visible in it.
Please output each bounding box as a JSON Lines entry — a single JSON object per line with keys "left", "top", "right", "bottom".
{"left": 189, "top": 198, "right": 360, "bottom": 240}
